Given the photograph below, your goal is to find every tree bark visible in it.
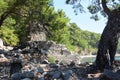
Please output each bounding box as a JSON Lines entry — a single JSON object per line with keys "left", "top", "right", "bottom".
{"left": 101, "top": 0, "right": 111, "bottom": 16}
{"left": 95, "top": 20, "right": 118, "bottom": 70}
{"left": 95, "top": 0, "right": 120, "bottom": 70}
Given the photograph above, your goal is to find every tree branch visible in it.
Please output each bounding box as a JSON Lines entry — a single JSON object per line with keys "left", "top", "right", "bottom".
{"left": 101, "top": 0, "right": 111, "bottom": 16}
{"left": 0, "top": 11, "right": 11, "bottom": 27}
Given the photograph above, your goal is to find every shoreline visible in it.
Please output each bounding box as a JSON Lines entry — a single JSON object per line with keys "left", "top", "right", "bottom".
{"left": 80, "top": 53, "right": 120, "bottom": 58}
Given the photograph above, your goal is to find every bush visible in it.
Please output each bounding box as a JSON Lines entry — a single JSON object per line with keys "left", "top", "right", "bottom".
{"left": 0, "top": 26, "right": 19, "bottom": 46}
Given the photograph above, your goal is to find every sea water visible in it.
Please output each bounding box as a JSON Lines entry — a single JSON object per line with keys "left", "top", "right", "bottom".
{"left": 81, "top": 56, "right": 120, "bottom": 63}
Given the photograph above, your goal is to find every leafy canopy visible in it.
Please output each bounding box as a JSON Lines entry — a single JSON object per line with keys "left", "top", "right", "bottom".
{"left": 66, "top": 0, "right": 120, "bottom": 20}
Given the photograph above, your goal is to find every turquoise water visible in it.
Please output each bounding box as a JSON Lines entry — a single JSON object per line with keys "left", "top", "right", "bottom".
{"left": 115, "top": 56, "right": 120, "bottom": 60}
{"left": 81, "top": 56, "right": 120, "bottom": 63}
{"left": 81, "top": 57, "right": 95, "bottom": 63}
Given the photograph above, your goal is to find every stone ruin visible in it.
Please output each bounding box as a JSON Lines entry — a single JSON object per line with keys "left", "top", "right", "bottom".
{"left": 28, "top": 23, "right": 47, "bottom": 41}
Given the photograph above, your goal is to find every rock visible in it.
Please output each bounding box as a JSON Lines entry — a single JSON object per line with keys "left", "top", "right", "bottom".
{"left": 39, "top": 64, "right": 50, "bottom": 72}
{"left": 37, "top": 67, "right": 44, "bottom": 73}
{"left": 21, "top": 78, "right": 31, "bottom": 80}
{"left": 0, "top": 50, "right": 6, "bottom": 54}
{"left": 49, "top": 63, "right": 59, "bottom": 68}
{"left": 10, "top": 59, "right": 22, "bottom": 76}
{"left": 28, "top": 23, "right": 48, "bottom": 40}
{"left": 116, "top": 69, "right": 120, "bottom": 74}
{"left": 52, "top": 71, "right": 62, "bottom": 79}
{"left": 22, "top": 71, "right": 34, "bottom": 79}
{"left": 11, "top": 72, "right": 22, "bottom": 80}
{"left": 59, "top": 62, "right": 64, "bottom": 65}
{"left": 41, "top": 49, "right": 48, "bottom": 54}
{"left": 41, "top": 60, "right": 49, "bottom": 64}
{"left": 86, "top": 65, "right": 100, "bottom": 74}
{"left": 44, "top": 72, "right": 51, "bottom": 79}
{"left": 37, "top": 77, "right": 45, "bottom": 80}
{"left": 61, "top": 49, "right": 71, "bottom": 55}
{"left": 5, "top": 46, "right": 13, "bottom": 51}
{"left": 62, "top": 70, "right": 73, "bottom": 80}
{"left": 3, "top": 40, "right": 120, "bottom": 80}
{"left": 69, "top": 61, "right": 75, "bottom": 67}
{"left": 0, "top": 55, "right": 9, "bottom": 63}
{"left": 103, "top": 69, "right": 120, "bottom": 80}
{"left": 88, "top": 73, "right": 102, "bottom": 78}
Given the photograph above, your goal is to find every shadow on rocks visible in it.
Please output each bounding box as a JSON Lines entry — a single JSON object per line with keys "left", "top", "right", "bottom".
{"left": 100, "top": 69, "right": 120, "bottom": 80}
{"left": 86, "top": 64, "right": 101, "bottom": 74}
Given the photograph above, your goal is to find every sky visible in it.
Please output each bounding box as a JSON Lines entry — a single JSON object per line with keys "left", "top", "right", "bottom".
{"left": 53, "top": 0, "right": 107, "bottom": 33}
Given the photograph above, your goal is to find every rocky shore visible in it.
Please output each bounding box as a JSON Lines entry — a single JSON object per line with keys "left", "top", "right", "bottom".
{"left": 0, "top": 41, "right": 120, "bottom": 80}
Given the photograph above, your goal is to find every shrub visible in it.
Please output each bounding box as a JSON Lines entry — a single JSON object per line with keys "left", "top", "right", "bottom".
{"left": 48, "top": 55, "right": 55, "bottom": 63}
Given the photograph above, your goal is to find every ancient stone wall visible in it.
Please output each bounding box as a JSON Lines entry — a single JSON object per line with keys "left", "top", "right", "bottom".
{"left": 29, "top": 23, "right": 46, "bottom": 41}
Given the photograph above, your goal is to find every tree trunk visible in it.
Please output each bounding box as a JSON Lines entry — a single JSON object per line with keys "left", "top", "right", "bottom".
{"left": 95, "top": 7, "right": 120, "bottom": 70}
{"left": 95, "top": 22, "right": 118, "bottom": 70}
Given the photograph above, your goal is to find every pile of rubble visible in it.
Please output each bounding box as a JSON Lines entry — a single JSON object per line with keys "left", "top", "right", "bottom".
{"left": 0, "top": 40, "right": 120, "bottom": 80}
{"left": 0, "top": 51, "right": 87, "bottom": 80}
{"left": 0, "top": 41, "right": 85, "bottom": 80}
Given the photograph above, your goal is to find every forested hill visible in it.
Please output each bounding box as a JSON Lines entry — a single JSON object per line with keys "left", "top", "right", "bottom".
{"left": 66, "top": 23, "right": 101, "bottom": 54}
{"left": 1, "top": 0, "right": 120, "bottom": 55}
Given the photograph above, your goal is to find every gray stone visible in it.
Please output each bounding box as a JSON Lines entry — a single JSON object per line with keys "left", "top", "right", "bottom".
{"left": 10, "top": 59, "right": 22, "bottom": 76}
{"left": 37, "top": 77, "right": 45, "bottom": 80}
{"left": 37, "top": 67, "right": 44, "bottom": 73}
{"left": 62, "top": 70, "right": 73, "bottom": 80}
{"left": 103, "top": 69, "right": 120, "bottom": 80}
{"left": 11, "top": 72, "right": 22, "bottom": 80}
{"left": 61, "top": 49, "right": 71, "bottom": 55}
{"left": 0, "top": 54, "right": 5, "bottom": 58}
{"left": 22, "top": 71, "right": 34, "bottom": 79}
{"left": 21, "top": 78, "right": 31, "bottom": 80}
{"left": 116, "top": 69, "right": 120, "bottom": 74}
{"left": 49, "top": 63, "right": 59, "bottom": 68}
{"left": 0, "top": 50, "right": 6, "bottom": 54}
{"left": 52, "top": 71, "right": 62, "bottom": 79}
{"left": 41, "top": 60, "right": 49, "bottom": 64}
{"left": 29, "top": 23, "right": 46, "bottom": 41}
{"left": 69, "top": 61, "right": 75, "bottom": 67}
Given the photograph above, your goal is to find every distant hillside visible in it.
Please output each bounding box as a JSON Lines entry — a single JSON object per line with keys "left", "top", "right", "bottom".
{"left": 68, "top": 23, "right": 101, "bottom": 54}
{"left": 67, "top": 23, "right": 120, "bottom": 54}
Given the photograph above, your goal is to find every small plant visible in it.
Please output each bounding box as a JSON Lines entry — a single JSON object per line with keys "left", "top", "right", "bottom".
{"left": 48, "top": 55, "right": 55, "bottom": 63}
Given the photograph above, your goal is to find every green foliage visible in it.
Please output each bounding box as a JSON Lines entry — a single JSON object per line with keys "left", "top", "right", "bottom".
{"left": 66, "top": 0, "right": 120, "bottom": 20}
{"left": 69, "top": 23, "right": 101, "bottom": 53}
{"left": 0, "top": 26, "right": 19, "bottom": 46}
{"left": 48, "top": 9, "right": 70, "bottom": 45}
{"left": 48, "top": 54, "right": 55, "bottom": 63}
{"left": 0, "top": 0, "right": 8, "bottom": 13}
{"left": 90, "top": 15, "right": 99, "bottom": 21}
{"left": 87, "top": 5, "right": 101, "bottom": 14}
{"left": 0, "top": 16, "right": 19, "bottom": 46}
{"left": 0, "top": 0, "right": 102, "bottom": 55}
{"left": 0, "top": 0, "right": 53, "bottom": 45}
